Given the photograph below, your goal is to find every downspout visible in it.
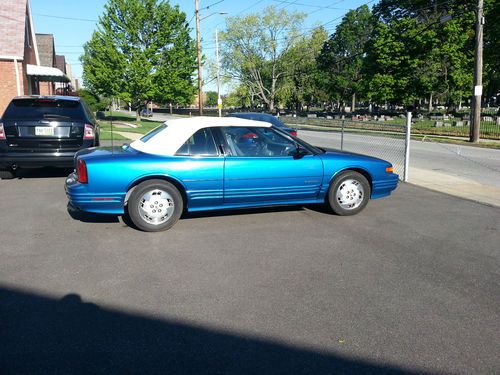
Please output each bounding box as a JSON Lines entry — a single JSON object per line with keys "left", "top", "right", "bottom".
{"left": 14, "top": 58, "right": 21, "bottom": 96}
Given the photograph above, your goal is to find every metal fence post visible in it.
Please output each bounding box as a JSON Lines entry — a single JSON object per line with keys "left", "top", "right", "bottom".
{"left": 341, "top": 119, "right": 345, "bottom": 150}
{"left": 404, "top": 111, "right": 412, "bottom": 182}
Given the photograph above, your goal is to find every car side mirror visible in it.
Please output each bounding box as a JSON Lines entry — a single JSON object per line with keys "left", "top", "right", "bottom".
{"left": 293, "top": 146, "right": 308, "bottom": 159}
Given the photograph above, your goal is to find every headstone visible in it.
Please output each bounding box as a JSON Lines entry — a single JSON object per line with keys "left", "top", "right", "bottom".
{"left": 496, "top": 117, "right": 500, "bottom": 125}
{"left": 326, "top": 115, "right": 333, "bottom": 119}
{"left": 435, "top": 121, "right": 443, "bottom": 127}
{"left": 482, "top": 116, "right": 493, "bottom": 122}
{"left": 307, "top": 114, "right": 317, "bottom": 118}
{"left": 453, "top": 121, "right": 464, "bottom": 127}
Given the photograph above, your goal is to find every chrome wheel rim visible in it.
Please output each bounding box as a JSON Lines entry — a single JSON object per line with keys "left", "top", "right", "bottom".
{"left": 138, "top": 189, "right": 175, "bottom": 225}
{"left": 336, "top": 179, "right": 364, "bottom": 210}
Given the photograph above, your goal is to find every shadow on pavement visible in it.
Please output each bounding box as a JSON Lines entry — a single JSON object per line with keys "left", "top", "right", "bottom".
{"left": 67, "top": 203, "right": 334, "bottom": 229}
{"left": 11, "top": 167, "right": 73, "bottom": 179}
{"left": 67, "top": 203, "right": 121, "bottom": 224}
{"left": 0, "top": 285, "right": 434, "bottom": 375}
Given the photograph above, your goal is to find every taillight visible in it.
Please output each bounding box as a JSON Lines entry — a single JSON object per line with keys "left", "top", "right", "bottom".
{"left": 290, "top": 131, "right": 297, "bottom": 137}
{"left": 83, "top": 124, "right": 95, "bottom": 140}
{"left": 0, "top": 123, "right": 5, "bottom": 140}
{"left": 77, "top": 159, "right": 88, "bottom": 183}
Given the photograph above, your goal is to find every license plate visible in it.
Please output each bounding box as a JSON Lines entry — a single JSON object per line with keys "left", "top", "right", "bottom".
{"left": 35, "top": 126, "right": 54, "bottom": 136}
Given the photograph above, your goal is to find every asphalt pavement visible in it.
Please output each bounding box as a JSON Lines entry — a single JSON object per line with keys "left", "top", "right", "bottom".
{"left": 0, "top": 171, "right": 498, "bottom": 374}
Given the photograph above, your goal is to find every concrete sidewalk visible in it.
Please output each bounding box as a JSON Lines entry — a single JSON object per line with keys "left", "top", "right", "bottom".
{"left": 409, "top": 168, "right": 500, "bottom": 208}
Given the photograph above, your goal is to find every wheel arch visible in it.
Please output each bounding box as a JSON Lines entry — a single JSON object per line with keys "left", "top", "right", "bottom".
{"left": 328, "top": 167, "right": 373, "bottom": 193}
{"left": 124, "top": 175, "right": 188, "bottom": 210}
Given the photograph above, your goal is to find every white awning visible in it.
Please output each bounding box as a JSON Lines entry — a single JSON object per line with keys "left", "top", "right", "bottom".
{"left": 26, "top": 64, "right": 70, "bottom": 83}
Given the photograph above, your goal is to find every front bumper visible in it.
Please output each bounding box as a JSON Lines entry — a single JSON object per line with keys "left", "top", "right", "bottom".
{"left": 371, "top": 173, "right": 399, "bottom": 199}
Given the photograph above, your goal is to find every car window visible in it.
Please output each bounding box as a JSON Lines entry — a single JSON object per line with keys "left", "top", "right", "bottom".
{"left": 175, "top": 128, "right": 218, "bottom": 156}
{"left": 220, "top": 126, "right": 301, "bottom": 157}
{"left": 140, "top": 124, "right": 168, "bottom": 142}
{"left": 2, "top": 98, "right": 86, "bottom": 121}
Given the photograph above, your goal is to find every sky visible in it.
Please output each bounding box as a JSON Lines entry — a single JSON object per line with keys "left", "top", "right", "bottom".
{"left": 30, "top": 0, "right": 373, "bottom": 94}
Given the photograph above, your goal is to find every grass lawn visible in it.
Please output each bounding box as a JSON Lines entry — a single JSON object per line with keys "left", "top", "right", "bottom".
{"left": 99, "top": 130, "right": 129, "bottom": 141}
{"left": 98, "top": 111, "right": 163, "bottom": 136}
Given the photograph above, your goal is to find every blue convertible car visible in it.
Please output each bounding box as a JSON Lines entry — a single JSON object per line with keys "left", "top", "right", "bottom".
{"left": 66, "top": 117, "right": 398, "bottom": 231}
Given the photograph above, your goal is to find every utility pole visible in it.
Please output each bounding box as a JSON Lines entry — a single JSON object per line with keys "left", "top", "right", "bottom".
{"left": 195, "top": 0, "right": 203, "bottom": 116}
{"left": 470, "top": 0, "right": 484, "bottom": 143}
{"left": 215, "top": 28, "right": 222, "bottom": 117}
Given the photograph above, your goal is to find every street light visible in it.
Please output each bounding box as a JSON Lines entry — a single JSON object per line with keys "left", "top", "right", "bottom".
{"left": 195, "top": 1, "right": 227, "bottom": 115}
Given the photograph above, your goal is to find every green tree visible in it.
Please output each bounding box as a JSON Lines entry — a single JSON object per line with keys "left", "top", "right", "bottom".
{"left": 205, "top": 91, "right": 218, "bottom": 107}
{"left": 365, "top": 0, "right": 475, "bottom": 109}
{"left": 77, "top": 89, "right": 106, "bottom": 112}
{"left": 81, "top": 0, "right": 197, "bottom": 119}
{"left": 279, "top": 27, "right": 329, "bottom": 111}
{"left": 317, "top": 5, "right": 373, "bottom": 112}
{"left": 220, "top": 6, "right": 305, "bottom": 111}
{"left": 484, "top": 0, "right": 500, "bottom": 103}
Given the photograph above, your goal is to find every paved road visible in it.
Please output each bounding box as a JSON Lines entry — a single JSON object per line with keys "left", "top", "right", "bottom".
{"left": 0, "top": 172, "right": 498, "bottom": 374}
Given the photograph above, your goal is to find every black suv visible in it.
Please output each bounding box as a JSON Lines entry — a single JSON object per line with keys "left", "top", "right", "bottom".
{"left": 0, "top": 96, "right": 99, "bottom": 179}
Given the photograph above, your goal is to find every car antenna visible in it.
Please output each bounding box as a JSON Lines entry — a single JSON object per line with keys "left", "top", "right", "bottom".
{"left": 110, "top": 98, "right": 114, "bottom": 154}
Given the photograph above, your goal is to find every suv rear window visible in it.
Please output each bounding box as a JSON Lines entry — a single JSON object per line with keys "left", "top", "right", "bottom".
{"left": 2, "top": 98, "right": 86, "bottom": 121}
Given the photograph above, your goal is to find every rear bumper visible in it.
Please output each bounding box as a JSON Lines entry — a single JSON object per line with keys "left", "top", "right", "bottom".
{"left": 0, "top": 151, "right": 75, "bottom": 169}
{"left": 65, "top": 172, "right": 125, "bottom": 215}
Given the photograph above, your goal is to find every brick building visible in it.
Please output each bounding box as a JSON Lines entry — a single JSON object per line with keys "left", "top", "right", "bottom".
{"left": 0, "top": 0, "right": 70, "bottom": 115}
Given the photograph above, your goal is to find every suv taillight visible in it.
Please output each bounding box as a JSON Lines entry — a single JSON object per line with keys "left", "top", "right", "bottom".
{"left": 77, "top": 159, "right": 88, "bottom": 183}
{"left": 83, "top": 124, "right": 95, "bottom": 140}
{"left": 0, "top": 122, "right": 5, "bottom": 140}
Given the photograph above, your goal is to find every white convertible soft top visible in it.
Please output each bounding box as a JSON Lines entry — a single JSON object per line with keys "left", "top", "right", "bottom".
{"left": 130, "top": 116, "right": 271, "bottom": 156}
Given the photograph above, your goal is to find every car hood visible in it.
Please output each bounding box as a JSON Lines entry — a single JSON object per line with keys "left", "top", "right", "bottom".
{"left": 319, "top": 148, "right": 390, "bottom": 165}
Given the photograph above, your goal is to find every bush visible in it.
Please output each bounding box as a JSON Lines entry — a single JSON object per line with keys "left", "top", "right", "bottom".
{"left": 77, "top": 89, "right": 106, "bottom": 112}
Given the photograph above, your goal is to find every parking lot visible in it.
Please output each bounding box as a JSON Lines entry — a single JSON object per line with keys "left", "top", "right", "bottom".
{"left": 1, "top": 170, "right": 499, "bottom": 374}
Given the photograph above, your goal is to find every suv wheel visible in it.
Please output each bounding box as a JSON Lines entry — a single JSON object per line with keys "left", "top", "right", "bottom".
{"left": 0, "top": 170, "right": 15, "bottom": 179}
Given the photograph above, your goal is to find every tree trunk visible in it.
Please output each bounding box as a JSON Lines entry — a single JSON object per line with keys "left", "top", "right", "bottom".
{"left": 428, "top": 93, "right": 433, "bottom": 112}
{"left": 136, "top": 108, "right": 141, "bottom": 122}
{"left": 351, "top": 93, "right": 356, "bottom": 112}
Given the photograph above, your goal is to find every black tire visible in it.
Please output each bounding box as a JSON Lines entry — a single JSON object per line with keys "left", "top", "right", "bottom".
{"left": 327, "top": 171, "right": 371, "bottom": 216}
{"left": 127, "top": 179, "right": 183, "bottom": 232}
{"left": 0, "top": 170, "right": 15, "bottom": 180}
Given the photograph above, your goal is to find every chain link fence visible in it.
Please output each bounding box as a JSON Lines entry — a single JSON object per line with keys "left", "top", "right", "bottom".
{"left": 284, "top": 117, "right": 408, "bottom": 180}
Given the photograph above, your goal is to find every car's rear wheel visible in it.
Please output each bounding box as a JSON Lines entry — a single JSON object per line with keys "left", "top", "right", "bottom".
{"left": 327, "top": 171, "right": 370, "bottom": 216}
{"left": 127, "top": 180, "right": 183, "bottom": 232}
{"left": 0, "top": 170, "right": 15, "bottom": 179}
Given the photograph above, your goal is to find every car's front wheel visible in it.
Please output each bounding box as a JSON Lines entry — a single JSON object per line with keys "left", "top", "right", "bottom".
{"left": 327, "top": 171, "right": 370, "bottom": 216}
{"left": 127, "top": 180, "right": 183, "bottom": 232}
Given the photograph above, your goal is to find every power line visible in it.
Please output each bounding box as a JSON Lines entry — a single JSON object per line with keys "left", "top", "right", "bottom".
{"left": 33, "top": 13, "right": 97, "bottom": 22}
{"left": 272, "top": 0, "right": 348, "bottom": 11}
